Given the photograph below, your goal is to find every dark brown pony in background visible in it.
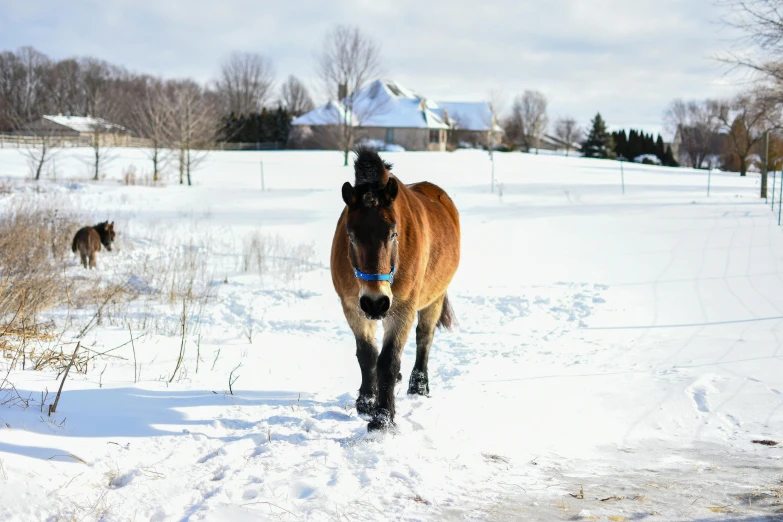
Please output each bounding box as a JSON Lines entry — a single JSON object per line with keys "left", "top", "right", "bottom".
{"left": 72, "top": 221, "right": 115, "bottom": 269}
{"left": 331, "top": 148, "right": 461, "bottom": 431}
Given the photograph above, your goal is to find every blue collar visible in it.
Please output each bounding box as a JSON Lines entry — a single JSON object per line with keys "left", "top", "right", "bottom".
{"left": 354, "top": 265, "right": 396, "bottom": 285}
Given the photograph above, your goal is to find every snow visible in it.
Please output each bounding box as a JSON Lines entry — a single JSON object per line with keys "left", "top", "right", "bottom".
{"left": 431, "top": 101, "right": 502, "bottom": 132}
{"left": 0, "top": 147, "right": 782, "bottom": 521}
{"left": 293, "top": 80, "right": 449, "bottom": 129}
{"left": 291, "top": 100, "right": 359, "bottom": 127}
{"left": 43, "top": 114, "right": 127, "bottom": 133}
{"left": 633, "top": 153, "right": 662, "bottom": 165}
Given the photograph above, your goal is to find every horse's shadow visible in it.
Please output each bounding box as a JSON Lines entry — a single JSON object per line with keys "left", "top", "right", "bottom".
{"left": 0, "top": 387, "right": 320, "bottom": 462}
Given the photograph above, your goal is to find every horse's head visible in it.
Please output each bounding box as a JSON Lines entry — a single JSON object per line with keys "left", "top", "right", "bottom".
{"left": 342, "top": 175, "right": 399, "bottom": 321}
{"left": 95, "top": 221, "right": 116, "bottom": 252}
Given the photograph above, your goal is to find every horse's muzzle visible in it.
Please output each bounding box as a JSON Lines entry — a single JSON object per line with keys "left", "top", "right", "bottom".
{"left": 360, "top": 295, "right": 390, "bottom": 320}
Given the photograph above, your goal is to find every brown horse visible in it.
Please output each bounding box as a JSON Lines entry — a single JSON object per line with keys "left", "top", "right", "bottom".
{"left": 331, "top": 149, "right": 461, "bottom": 432}
{"left": 72, "top": 221, "right": 115, "bottom": 269}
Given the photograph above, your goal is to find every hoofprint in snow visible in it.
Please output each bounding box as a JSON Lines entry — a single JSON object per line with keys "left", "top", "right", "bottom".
{"left": 0, "top": 148, "right": 781, "bottom": 521}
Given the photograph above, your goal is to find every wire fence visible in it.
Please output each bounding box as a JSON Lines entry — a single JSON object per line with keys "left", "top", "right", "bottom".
{"left": 0, "top": 133, "right": 284, "bottom": 151}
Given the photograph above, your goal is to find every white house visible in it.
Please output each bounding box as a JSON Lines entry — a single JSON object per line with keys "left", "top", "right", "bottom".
{"left": 292, "top": 80, "right": 500, "bottom": 152}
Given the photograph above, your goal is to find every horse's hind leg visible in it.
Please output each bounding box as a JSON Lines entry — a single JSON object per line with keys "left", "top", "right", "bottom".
{"left": 88, "top": 251, "right": 96, "bottom": 269}
{"left": 79, "top": 250, "right": 88, "bottom": 269}
{"left": 408, "top": 295, "right": 446, "bottom": 396}
{"left": 345, "top": 308, "right": 379, "bottom": 415}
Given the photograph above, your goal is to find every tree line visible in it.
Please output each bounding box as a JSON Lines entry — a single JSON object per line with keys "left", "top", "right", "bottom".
{"left": 499, "top": 90, "right": 780, "bottom": 175}
{"left": 0, "top": 46, "right": 315, "bottom": 183}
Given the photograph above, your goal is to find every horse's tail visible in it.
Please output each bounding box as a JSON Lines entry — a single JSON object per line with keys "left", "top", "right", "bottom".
{"left": 71, "top": 232, "right": 78, "bottom": 253}
{"left": 437, "top": 294, "right": 457, "bottom": 331}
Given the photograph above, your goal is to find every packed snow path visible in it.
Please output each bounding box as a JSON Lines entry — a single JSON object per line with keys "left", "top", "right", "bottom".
{"left": 0, "top": 149, "right": 781, "bottom": 521}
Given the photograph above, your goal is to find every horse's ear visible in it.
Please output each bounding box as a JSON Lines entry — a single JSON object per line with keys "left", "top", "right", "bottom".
{"left": 341, "top": 182, "right": 357, "bottom": 208}
{"left": 383, "top": 177, "right": 398, "bottom": 204}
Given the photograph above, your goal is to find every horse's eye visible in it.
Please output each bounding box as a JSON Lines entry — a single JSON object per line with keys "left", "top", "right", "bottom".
{"left": 391, "top": 232, "right": 398, "bottom": 240}
{"left": 348, "top": 233, "right": 355, "bottom": 244}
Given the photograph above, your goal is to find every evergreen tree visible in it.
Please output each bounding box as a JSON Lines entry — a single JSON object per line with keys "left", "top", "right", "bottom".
{"left": 627, "top": 130, "right": 641, "bottom": 160}
{"left": 655, "top": 135, "right": 665, "bottom": 162}
{"left": 612, "top": 130, "right": 628, "bottom": 158}
{"left": 218, "top": 106, "right": 291, "bottom": 146}
{"left": 663, "top": 145, "right": 679, "bottom": 167}
{"left": 581, "top": 113, "right": 616, "bottom": 159}
{"left": 645, "top": 133, "right": 655, "bottom": 155}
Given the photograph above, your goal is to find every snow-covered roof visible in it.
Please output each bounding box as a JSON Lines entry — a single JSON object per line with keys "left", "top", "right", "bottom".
{"left": 43, "top": 115, "right": 127, "bottom": 133}
{"left": 292, "top": 80, "right": 449, "bottom": 130}
{"left": 291, "top": 101, "right": 359, "bottom": 127}
{"left": 431, "top": 102, "right": 502, "bottom": 133}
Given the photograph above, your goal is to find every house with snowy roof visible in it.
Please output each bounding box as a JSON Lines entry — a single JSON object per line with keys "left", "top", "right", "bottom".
{"left": 25, "top": 115, "right": 128, "bottom": 137}
{"left": 292, "top": 80, "right": 501, "bottom": 152}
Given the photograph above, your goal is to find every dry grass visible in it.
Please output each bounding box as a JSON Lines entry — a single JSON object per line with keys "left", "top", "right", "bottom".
{"left": 242, "top": 231, "right": 317, "bottom": 284}
{"left": 118, "top": 229, "right": 217, "bottom": 335}
{"left": 0, "top": 198, "right": 80, "bottom": 322}
{"left": 0, "top": 198, "right": 86, "bottom": 387}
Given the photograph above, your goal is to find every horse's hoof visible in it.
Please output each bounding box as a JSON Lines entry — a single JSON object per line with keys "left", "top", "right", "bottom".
{"left": 407, "top": 370, "right": 429, "bottom": 396}
{"left": 367, "top": 408, "right": 394, "bottom": 432}
{"left": 356, "top": 394, "right": 376, "bottom": 415}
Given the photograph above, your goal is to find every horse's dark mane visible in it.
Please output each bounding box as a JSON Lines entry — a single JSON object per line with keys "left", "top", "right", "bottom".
{"left": 353, "top": 147, "right": 392, "bottom": 188}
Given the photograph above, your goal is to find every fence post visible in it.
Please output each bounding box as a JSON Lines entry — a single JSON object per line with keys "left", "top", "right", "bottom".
{"left": 779, "top": 167, "right": 782, "bottom": 225}
{"left": 490, "top": 148, "right": 495, "bottom": 194}
{"left": 761, "top": 130, "right": 770, "bottom": 199}
{"left": 773, "top": 170, "right": 777, "bottom": 213}
{"left": 618, "top": 156, "right": 626, "bottom": 194}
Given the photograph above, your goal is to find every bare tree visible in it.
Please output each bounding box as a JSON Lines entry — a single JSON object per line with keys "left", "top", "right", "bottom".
{"left": 216, "top": 52, "right": 275, "bottom": 116}
{"left": 317, "top": 24, "right": 384, "bottom": 165}
{"left": 132, "top": 78, "right": 172, "bottom": 183}
{"left": 87, "top": 119, "right": 121, "bottom": 181}
{"left": 719, "top": 90, "right": 779, "bottom": 175}
{"left": 280, "top": 75, "right": 314, "bottom": 117}
{"left": 719, "top": 0, "right": 783, "bottom": 83}
{"left": 503, "top": 90, "right": 548, "bottom": 152}
{"left": 502, "top": 98, "right": 525, "bottom": 149}
{"left": 20, "top": 126, "right": 62, "bottom": 180}
{"left": 165, "top": 80, "right": 218, "bottom": 186}
{"left": 665, "top": 99, "right": 724, "bottom": 168}
{"left": 0, "top": 47, "right": 51, "bottom": 126}
{"left": 44, "top": 58, "right": 82, "bottom": 116}
{"left": 521, "top": 90, "right": 548, "bottom": 154}
{"left": 553, "top": 117, "right": 584, "bottom": 156}
{"left": 79, "top": 58, "right": 117, "bottom": 118}
{"left": 482, "top": 90, "right": 505, "bottom": 151}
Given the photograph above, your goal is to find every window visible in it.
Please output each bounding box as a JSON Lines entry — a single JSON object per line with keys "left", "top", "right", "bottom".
{"left": 429, "top": 130, "right": 440, "bottom": 144}
{"left": 386, "top": 128, "right": 394, "bottom": 144}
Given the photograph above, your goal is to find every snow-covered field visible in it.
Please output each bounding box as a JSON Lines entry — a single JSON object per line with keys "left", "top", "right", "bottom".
{"left": 0, "top": 147, "right": 782, "bottom": 521}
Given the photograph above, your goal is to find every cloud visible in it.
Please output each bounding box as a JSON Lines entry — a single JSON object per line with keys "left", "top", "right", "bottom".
{"left": 0, "top": 0, "right": 745, "bottom": 135}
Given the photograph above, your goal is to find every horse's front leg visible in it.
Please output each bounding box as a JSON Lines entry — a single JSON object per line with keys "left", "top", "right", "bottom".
{"left": 369, "top": 309, "right": 415, "bottom": 431}
{"left": 346, "top": 310, "right": 378, "bottom": 415}
{"left": 355, "top": 337, "right": 378, "bottom": 415}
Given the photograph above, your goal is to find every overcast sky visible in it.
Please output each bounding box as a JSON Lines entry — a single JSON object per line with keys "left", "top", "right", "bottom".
{"left": 0, "top": 0, "right": 749, "bottom": 137}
